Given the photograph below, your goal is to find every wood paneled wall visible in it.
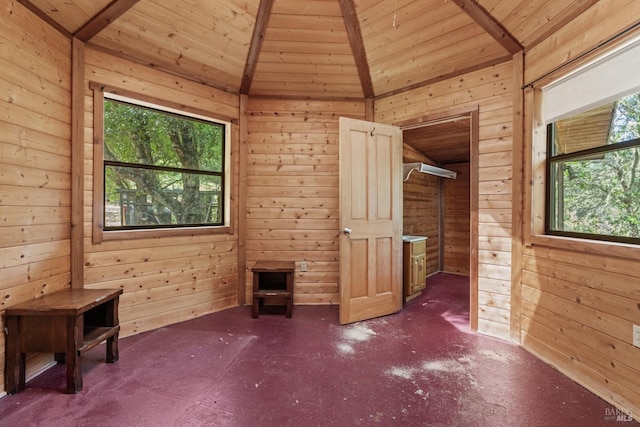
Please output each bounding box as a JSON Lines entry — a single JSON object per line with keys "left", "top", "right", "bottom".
{"left": 376, "top": 61, "right": 514, "bottom": 339}
{"left": 244, "top": 99, "right": 365, "bottom": 305}
{"left": 0, "top": 2, "right": 72, "bottom": 392}
{"left": 402, "top": 148, "right": 439, "bottom": 277}
{"left": 82, "top": 48, "right": 241, "bottom": 337}
{"left": 402, "top": 172, "right": 439, "bottom": 276}
{"left": 443, "top": 162, "right": 470, "bottom": 275}
{"left": 521, "top": 0, "right": 640, "bottom": 416}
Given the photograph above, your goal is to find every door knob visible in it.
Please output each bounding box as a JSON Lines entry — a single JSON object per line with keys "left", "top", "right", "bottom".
{"left": 343, "top": 227, "right": 352, "bottom": 235}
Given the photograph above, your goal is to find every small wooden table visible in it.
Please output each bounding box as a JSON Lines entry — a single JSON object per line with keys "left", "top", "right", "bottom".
{"left": 252, "top": 261, "right": 295, "bottom": 318}
{"left": 4, "top": 288, "right": 122, "bottom": 394}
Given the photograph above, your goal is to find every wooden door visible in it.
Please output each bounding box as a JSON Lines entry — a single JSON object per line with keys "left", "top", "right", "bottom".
{"left": 339, "top": 117, "right": 403, "bottom": 324}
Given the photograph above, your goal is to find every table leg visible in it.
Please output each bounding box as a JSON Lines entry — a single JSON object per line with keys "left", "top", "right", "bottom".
{"left": 105, "top": 298, "right": 120, "bottom": 363}
{"left": 252, "top": 271, "right": 259, "bottom": 318}
{"left": 106, "top": 335, "right": 119, "bottom": 363}
{"left": 252, "top": 297, "right": 259, "bottom": 318}
{"left": 286, "top": 270, "right": 293, "bottom": 318}
{"left": 65, "top": 314, "right": 83, "bottom": 393}
{"left": 4, "top": 316, "right": 23, "bottom": 394}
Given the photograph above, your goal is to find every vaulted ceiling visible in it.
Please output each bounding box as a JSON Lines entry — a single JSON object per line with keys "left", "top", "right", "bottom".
{"left": 20, "top": 0, "right": 598, "bottom": 100}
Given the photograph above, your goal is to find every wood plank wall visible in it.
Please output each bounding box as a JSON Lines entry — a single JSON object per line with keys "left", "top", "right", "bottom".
{"left": 244, "top": 98, "right": 365, "bottom": 305}
{"left": 0, "top": 2, "right": 72, "bottom": 392}
{"left": 82, "top": 48, "right": 241, "bottom": 337}
{"left": 375, "top": 61, "right": 514, "bottom": 339}
{"left": 443, "top": 162, "right": 470, "bottom": 275}
{"left": 522, "top": 0, "right": 640, "bottom": 416}
{"left": 401, "top": 148, "right": 439, "bottom": 277}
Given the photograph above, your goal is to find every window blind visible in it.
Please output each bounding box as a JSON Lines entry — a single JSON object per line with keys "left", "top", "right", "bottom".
{"left": 541, "top": 37, "right": 640, "bottom": 124}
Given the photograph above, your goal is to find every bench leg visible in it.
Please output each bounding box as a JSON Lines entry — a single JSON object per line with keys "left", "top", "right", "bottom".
{"left": 106, "top": 333, "right": 119, "bottom": 363}
{"left": 286, "top": 297, "right": 292, "bottom": 318}
{"left": 252, "top": 296, "right": 259, "bottom": 318}
{"left": 65, "top": 315, "right": 83, "bottom": 393}
{"left": 5, "top": 316, "right": 23, "bottom": 394}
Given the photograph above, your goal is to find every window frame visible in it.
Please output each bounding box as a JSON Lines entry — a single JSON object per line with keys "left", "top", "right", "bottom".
{"left": 91, "top": 82, "right": 233, "bottom": 242}
{"left": 545, "top": 120, "right": 640, "bottom": 244}
{"left": 526, "top": 34, "right": 640, "bottom": 260}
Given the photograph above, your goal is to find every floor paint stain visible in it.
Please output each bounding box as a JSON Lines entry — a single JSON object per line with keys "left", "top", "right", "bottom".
{"left": 478, "top": 349, "right": 519, "bottom": 363}
{"left": 421, "top": 359, "right": 467, "bottom": 374}
{"left": 336, "top": 343, "right": 355, "bottom": 354}
{"left": 342, "top": 324, "right": 377, "bottom": 342}
{"left": 335, "top": 323, "right": 378, "bottom": 355}
{"left": 388, "top": 366, "right": 416, "bottom": 379}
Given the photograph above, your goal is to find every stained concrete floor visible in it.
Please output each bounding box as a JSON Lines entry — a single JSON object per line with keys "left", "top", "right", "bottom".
{"left": 0, "top": 273, "right": 635, "bottom": 426}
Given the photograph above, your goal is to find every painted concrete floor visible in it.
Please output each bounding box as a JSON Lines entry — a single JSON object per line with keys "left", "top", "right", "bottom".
{"left": 0, "top": 273, "right": 635, "bottom": 427}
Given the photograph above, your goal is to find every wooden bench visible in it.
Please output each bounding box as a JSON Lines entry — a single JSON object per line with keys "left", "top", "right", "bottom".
{"left": 4, "top": 288, "right": 122, "bottom": 394}
{"left": 252, "top": 261, "right": 295, "bottom": 318}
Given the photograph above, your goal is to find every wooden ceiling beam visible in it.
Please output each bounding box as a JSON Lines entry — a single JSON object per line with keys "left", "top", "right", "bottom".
{"left": 16, "top": 0, "right": 72, "bottom": 38}
{"left": 240, "top": 0, "right": 275, "bottom": 95}
{"left": 339, "top": 0, "right": 374, "bottom": 98}
{"left": 74, "top": 0, "right": 140, "bottom": 42}
{"left": 451, "top": 0, "right": 522, "bottom": 54}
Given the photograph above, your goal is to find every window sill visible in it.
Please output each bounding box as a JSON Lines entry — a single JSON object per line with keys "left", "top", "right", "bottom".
{"left": 94, "top": 226, "right": 231, "bottom": 243}
{"left": 528, "top": 234, "right": 640, "bottom": 260}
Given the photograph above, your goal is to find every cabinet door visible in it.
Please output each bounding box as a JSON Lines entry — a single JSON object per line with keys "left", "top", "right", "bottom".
{"left": 409, "top": 255, "right": 423, "bottom": 294}
{"left": 414, "top": 253, "right": 426, "bottom": 292}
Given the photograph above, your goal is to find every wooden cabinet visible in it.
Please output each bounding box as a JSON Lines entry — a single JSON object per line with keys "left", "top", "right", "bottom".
{"left": 403, "top": 236, "right": 427, "bottom": 300}
{"left": 251, "top": 261, "right": 295, "bottom": 318}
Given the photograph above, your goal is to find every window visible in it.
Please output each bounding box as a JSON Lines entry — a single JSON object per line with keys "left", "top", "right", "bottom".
{"left": 92, "top": 85, "right": 231, "bottom": 241}
{"left": 547, "top": 92, "right": 640, "bottom": 243}
{"left": 539, "top": 37, "right": 640, "bottom": 245}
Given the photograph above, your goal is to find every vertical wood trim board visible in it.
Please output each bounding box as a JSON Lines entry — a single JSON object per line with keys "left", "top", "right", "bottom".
{"left": 71, "top": 38, "right": 85, "bottom": 288}
{"left": 510, "top": 51, "right": 524, "bottom": 343}
{"left": 469, "top": 110, "right": 480, "bottom": 333}
{"left": 238, "top": 94, "right": 249, "bottom": 305}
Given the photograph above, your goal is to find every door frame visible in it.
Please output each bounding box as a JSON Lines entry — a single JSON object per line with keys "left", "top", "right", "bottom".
{"left": 394, "top": 105, "right": 480, "bottom": 331}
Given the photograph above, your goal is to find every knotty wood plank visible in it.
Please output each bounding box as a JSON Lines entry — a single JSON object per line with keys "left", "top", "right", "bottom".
{"left": 443, "top": 163, "right": 470, "bottom": 275}
{"left": 524, "top": 0, "right": 640, "bottom": 85}
{"left": 85, "top": 48, "right": 238, "bottom": 114}
{"left": 523, "top": 0, "right": 600, "bottom": 50}
{"left": 15, "top": 0, "right": 72, "bottom": 38}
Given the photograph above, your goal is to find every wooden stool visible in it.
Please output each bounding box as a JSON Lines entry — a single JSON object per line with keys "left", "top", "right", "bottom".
{"left": 252, "top": 261, "right": 295, "bottom": 318}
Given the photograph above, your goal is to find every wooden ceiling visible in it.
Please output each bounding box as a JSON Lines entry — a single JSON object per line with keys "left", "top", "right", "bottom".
{"left": 17, "top": 0, "right": 599, "bottom": 164}
{"left": 403, "top": 117, "right": 472, "bottom": 165}
{"left": 20, "top": 0, "right": 598, "bottom": 99}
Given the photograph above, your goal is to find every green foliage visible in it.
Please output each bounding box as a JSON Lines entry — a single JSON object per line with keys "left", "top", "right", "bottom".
{"left": 103, "top": 99, "right": 225, "bottom": 227}
{"left": 555, "top": 93, "right": 640, "bottom": 239}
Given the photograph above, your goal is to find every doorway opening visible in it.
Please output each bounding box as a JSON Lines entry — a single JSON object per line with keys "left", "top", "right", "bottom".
{"left": 397, "top": 107, "right": 479, "bottom": 331}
